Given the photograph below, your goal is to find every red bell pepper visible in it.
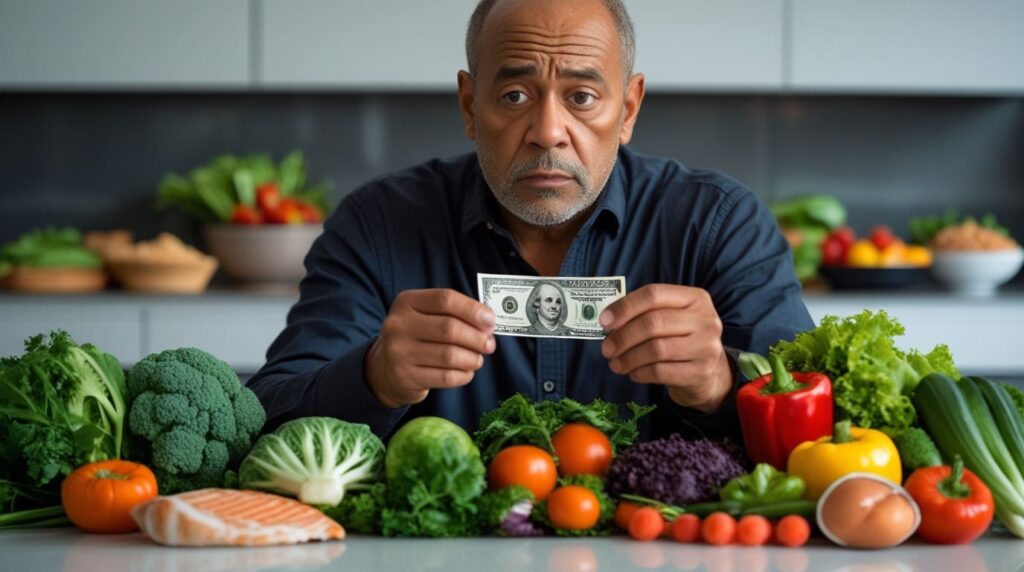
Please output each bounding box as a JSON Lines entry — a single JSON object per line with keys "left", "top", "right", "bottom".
{"left": 904, "top": 456, "right": 994, "bottom": 544}
{"left": 736, "top": 354, "right": 833, "bottom": 470}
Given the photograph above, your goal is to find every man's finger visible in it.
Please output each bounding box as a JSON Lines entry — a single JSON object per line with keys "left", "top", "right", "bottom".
{"left": 408, "top": 313, "right": 496, "bottom": 354}
{"left": 413, "top": 341, "right": 486, "bottom": 371}
{"left": 601, "top": 308, "right": 702, "bottom": 359}
{"left": 600, "top": 285, "right": 706, "bottom": 331}
{"left": 625, "top": 361, "right": 694, "bottom": 385}
{"left": 609, "top": 335, "right": 705, "bottom": 375}
{"left": 405, "top": 288, "right": 495, "bottom": 331}
{"left": 413, "top": 366, "right": 476, "bottom": 389}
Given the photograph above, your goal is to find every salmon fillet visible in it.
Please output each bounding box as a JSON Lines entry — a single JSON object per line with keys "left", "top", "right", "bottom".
{"left": 131, "top": 488, "right": 346, "bottom": 546}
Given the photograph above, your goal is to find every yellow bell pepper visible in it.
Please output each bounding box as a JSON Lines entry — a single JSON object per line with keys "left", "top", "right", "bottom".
{"left": 787, "top": 420, "right": 902, "bottom": 500}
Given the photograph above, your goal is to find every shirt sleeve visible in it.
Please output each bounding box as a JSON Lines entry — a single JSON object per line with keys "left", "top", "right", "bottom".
{"left": 245, "top": 191, "right": 409, "bottom": 438}
{"left": 664, "top": 185, "right": 815, "bottom": 442}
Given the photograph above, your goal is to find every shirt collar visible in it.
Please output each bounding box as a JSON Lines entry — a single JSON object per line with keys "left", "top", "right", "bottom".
{"left": 460, "top": 150, "right": 627, "bottom": 238}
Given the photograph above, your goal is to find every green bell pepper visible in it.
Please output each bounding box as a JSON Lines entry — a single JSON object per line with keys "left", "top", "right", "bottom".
{"left": 719, "top": 463, "right": 806, "bottom": 504}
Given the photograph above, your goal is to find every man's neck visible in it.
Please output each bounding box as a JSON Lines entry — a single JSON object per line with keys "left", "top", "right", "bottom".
{"left": 500, "top": 205, "right": 594, "bottom": 276}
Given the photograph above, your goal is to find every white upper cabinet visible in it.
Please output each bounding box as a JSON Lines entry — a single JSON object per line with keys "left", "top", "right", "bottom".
{"left": 258, "top": 0, "right": 478, "bottom": 90}
{"left": 626, "top": 0, "right": 784, "bottom": 91}
{"left": 0, "top": 0, "right": 250, "bottom": 88}
{"left": 790, "top": 0, "right": 1024, "bottom": 94}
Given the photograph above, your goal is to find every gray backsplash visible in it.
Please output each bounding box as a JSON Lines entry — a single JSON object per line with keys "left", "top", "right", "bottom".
{"left": 2, "top": 92, "right": 1022, "bottom": 249}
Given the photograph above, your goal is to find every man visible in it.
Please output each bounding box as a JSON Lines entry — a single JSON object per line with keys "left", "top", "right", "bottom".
{"left": 528, "top": 282, "right": 570, "bottom": 335}
{"left": 247, "top": 0, "right": 814, "bottom": 442}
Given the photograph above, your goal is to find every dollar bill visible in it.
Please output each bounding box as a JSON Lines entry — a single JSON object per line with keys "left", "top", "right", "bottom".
{"left": 477, "top": 273, "right": 626, "bottom": 339}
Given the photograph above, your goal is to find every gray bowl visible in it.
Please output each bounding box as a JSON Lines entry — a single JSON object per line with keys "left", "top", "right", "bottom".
{"left": 204, "top": 224, "right": 322, "bottom": 285}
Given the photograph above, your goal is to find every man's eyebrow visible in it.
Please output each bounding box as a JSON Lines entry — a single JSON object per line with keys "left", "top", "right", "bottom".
{"left": 493, "top": 64, "right": 608, "bottom": 87}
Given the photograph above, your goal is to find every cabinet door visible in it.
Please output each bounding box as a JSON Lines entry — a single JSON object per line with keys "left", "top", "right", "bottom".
{"left": 259, "top": 0, "right": 478, "bottom": 90}
{"left": 0, "top": 0, "right": 249, "bottom": 88}
{"left": 625, "top": 0, "right": 784, "bottom": 91}
{"left": 790, "top": 0, "right": 1024, "bottom": 93}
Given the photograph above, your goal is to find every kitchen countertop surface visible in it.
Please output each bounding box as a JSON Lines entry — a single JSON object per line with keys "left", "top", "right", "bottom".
{"left": 1, "top": 529, "right": 1022, "bottom": 572}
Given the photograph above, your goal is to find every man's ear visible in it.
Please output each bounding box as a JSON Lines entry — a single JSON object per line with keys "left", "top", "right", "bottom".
{"left": 619, "top": 72, "right": 646, "bottom": 145}
{"left": 457, "top": 70, "right": 476, "bottom": 141}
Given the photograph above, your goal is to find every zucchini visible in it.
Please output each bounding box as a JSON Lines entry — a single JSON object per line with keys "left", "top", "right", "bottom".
{"left": 913, "top": 373, "right": 1024, "bottom": 516}
{"left": 971, "top": 376, "right": 1024, "bottom": 476}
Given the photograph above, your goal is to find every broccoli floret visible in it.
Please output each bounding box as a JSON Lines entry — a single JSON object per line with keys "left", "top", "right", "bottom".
{"left": 126, "top": 348, "right": 266, "bottom": 494}
{"left": 888, "top": 427, "right": 942, "bottom": 471}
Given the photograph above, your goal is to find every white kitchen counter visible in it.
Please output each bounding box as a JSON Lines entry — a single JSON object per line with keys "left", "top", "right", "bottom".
{"left": 1, "top": 289, "right": 1022, "bottom": 376}
{"left": 0, "top": 528, "right": 1021, "bottom": 572}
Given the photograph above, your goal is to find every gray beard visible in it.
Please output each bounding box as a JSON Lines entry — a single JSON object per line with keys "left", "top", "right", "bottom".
{"left": 480, "top": 151, "right": 617, "bottom": 228}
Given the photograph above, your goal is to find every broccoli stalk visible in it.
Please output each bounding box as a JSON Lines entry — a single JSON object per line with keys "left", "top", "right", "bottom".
{"left": 239, "top": 417, "right": 384, "bottom": 507}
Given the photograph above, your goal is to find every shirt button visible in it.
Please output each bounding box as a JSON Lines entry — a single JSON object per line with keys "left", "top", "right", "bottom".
{"left": 486, "top": 222, "right": 495, "bottom": 231}
{"left": 542, "top": 380, "right": 556, "bottom": 393}
{"left": 508, "top": 251, "right": 517, "bottom": 257}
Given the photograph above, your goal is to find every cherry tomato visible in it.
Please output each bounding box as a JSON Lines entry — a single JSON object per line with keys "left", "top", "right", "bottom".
{"left": 487, "top": 445, "right": 558, "bottom": 500}
{"left": 821, "top": 235, "right": 847, "bottom": 266}
{"left": 870, "top": 226, "right": 896, "bottom": 251}
{"left": 551, "top": 423, "right": 613, "bottom": 477}
{"left": 547, "top": 485, "right": 601, "bottom": 530}
{"left": 832, "top": 226, "right": 856, "bottom": 249}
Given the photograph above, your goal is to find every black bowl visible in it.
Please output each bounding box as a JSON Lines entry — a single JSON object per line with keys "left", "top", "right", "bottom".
{"left": 819, "top": 265, "right": 932, "bottom": 290}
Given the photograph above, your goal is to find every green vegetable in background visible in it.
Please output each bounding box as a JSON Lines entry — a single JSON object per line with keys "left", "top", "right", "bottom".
{"left": 771, "top": 310, "right": 959, "bottom": 431}
{"left": 125, "top": 347, "right": 266, "bottom": 494}
{"left": 381, "top": 416, "right": 486, "bottom": 537}
{"left": 473, "top": 394, "right": 655, "bottom": 464}
{"left": 719, "top": 463, "right": 806, "bottom": 504}
{"left": 0, "top": 228, "right": 102, "bottom": 270}
{"left": 770, "top": 195, "right": 846, "bottom": 281}
{"left": 239, "top": 417, "right": 384, "bottom": 507}
{"left": 0, "top": 331, "right": 126, "bottom": 529}
{"left": 156, "top": 151, "right": 330, "bottom": 223}
{"left": 887, "top": 427, "right": 942, "bottom": 472}
{"left": 909, "top": 210, "right": 1010, "bottom": 245}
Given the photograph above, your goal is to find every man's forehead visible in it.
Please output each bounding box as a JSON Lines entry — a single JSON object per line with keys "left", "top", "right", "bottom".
{"left": 478, "top": 0, "right": 619, "bottom": 74}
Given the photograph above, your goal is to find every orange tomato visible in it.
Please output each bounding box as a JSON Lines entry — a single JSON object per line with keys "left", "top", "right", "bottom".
{"left": 551, "top": 423, "right": 613, "bottom": 477}
{"left": 547, "top": 485, "right": 601, "bottom": 530}
{"left": 61, "top": 459, "right": 158, "bottom": 533}
{"left": 487, "top": 445, "right": 558, "bottom": 500}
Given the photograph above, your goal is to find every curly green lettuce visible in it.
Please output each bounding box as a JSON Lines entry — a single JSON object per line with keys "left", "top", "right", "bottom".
{"left": 770, "top": 310, "right": 958, "bottom": 430}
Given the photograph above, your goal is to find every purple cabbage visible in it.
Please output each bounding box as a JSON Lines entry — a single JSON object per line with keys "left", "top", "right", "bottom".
{"left": 499, "top": 500, "right": 544, "bottom": 537}
{"left": 606, "top": 434, "right": 747, "bottom": 506}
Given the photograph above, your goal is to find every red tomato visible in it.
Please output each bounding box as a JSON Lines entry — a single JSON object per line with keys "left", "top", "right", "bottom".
{"left": 870, "top": 226, "right": 896, "bottom": 251}
{"left": 551, "top": 423, "right": 613, "bottom": 477}
{"left": 821, "top": 235, "right": 847, "bottom": 266}
{"left": 256, "top": 183, "right": 282, "bottom": 213}
{"left": 547, "top": 485, "right": 601, "bottom": 530}
{"left": 487, "top": 445, "right": 558, "bottom": 500}
{"left": 832, "top": 226, "right": 856, "bottom": 249}
{"left": 265, "top": 198, "right": 306, "bottom": 224}
{"left": 231, "top": 204, "right": 263, "bottom": 224}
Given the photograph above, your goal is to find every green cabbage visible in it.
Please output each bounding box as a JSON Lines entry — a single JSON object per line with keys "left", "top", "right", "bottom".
{"left": 239, "top": 416, "right": 384, "bottom": 507}
{"left": 770, "top": 310, "right": 958, "bottom": 430}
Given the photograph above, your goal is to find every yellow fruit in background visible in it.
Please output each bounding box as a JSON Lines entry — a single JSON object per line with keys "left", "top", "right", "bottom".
{"left": 847, "top": 240, "right": 881, "bottom": 267}
{"left": 903, "top": 245, "right": 933, "bottom": 267}
{"left": 879, "top": 241, "right": 907, "bottom": 267}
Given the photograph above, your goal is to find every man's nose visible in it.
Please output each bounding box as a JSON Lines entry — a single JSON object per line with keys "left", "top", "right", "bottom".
{"left": 525, "top": 93, "right": 570, "bottom": 150}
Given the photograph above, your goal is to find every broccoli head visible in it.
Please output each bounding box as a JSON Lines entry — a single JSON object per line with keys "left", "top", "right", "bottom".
{"left": 126, "top": 347, "right": 266, "bottom": 494}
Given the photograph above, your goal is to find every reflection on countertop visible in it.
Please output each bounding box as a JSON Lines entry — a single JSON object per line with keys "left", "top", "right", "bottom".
{"left": 3, "top": 529, "right": 1023, "bottom": 572}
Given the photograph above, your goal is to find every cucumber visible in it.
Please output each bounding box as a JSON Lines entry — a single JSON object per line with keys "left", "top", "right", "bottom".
{"left": 913, "top": 373, "right": 1024, "bottom": 516}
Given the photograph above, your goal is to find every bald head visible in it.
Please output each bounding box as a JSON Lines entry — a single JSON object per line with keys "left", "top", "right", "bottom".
{"left": 465, "top": 0, "right": 636, "bottom": 81}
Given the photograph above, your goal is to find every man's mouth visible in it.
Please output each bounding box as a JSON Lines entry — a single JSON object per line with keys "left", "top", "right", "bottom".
{"left": 519, "top": 170, "right": 576, "bottom": 189}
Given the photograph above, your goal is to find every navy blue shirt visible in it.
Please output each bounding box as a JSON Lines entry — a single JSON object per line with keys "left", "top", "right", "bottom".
{"left": 247, "top": 147, "right": 814, "bottom": 443}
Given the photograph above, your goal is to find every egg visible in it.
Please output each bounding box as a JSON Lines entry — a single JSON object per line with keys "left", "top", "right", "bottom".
{"left": 817, "top": 473, "right": 921, "bottom": 549}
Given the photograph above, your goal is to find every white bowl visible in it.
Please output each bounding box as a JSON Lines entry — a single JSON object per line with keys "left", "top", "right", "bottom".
{"left": 203, "top": 224, "right": 322, "bottom": 285}
{"left": 930, "top": 248, "right": 1024, "bottom": 296}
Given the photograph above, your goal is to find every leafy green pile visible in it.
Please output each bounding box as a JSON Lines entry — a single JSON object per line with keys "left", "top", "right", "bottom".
{"left": 0, "top": 331, "right": 127, "bottom": 528}
{"left": 0, "top": 227, "right": 102, "bottom": 276}
{"left": 770, "top": 194, "right": 847, "bottom": 281}
{"left": 909, "top": 210, "right": 1010, "bottom": 245}
{"left": 156, "top": 151, "right": 329, "bottom": 223}
{"left": 125, "top": 347, "right": 266, "bottom": 494}
{"left": 473, "top": 393, "right": 655, "bottom": 464}
{"left": 771, "top": 310, "right": 959, "bottom": 430}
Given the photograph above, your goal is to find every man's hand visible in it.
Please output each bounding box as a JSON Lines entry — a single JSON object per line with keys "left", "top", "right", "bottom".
{"left": 599, "top": 284, "right": 733, "bottom": 413}
{"left": 365, "top": 289, "right": 496, "bottom": 408}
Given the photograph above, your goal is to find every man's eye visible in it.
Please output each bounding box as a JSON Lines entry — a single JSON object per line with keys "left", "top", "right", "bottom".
{"left": 502, "top": 91, "right": 529, "bottom": 105}
{"left": 570, "top": 92, "right": 596, "bottom": 106}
